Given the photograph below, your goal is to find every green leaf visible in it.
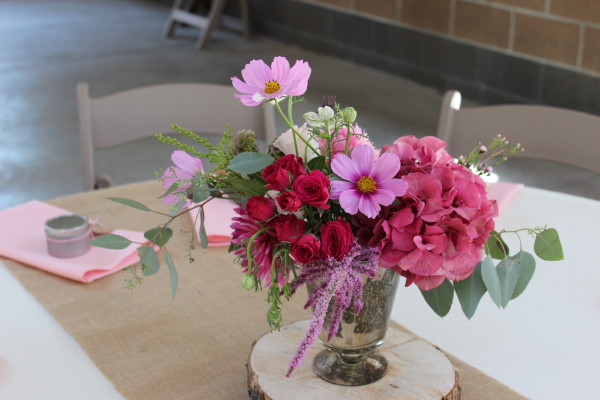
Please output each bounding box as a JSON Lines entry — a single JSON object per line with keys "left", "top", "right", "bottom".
{"left": 226, "top": 178, "right": 269, "bottom": 197}
{"left": 481, "top": 255, "right": 502, "bottom": 308}
{"left": 107, "top": 197, "right": 152, "bottom": 212}
{"left": 158, "top": 182, "right": 179, "bottom": 199}
{"left": 192, "top": 182, "right": 210, "bottom": 203}
{"left": 164, "top": 252, "right": 178, "bottom": 299}
{"left": 228, "top": 152, "right": 274, "bottom": 174}
{"left": 199, "top": 208, "right": 208, "bottom": 249}
{"left": 420, "top": 279, "right": 454, "bottom": 317}
{"left": 485, "top": 231, "right": 510, "bottom": 260}
{"left": 144, "top": 227, "right": 173, "bottom": 247}
{"left": 454, "top": 262, "right": 487, "bottom": 319}
{"left": 138, "top": 246, "right": 160, "bottom": 276}
{"left": 496, "top": 255, "right": 523, "bottom": 308}
{"left": 534, "top": 228, "right": 564, "bottom": 261}
{"left": 90, "top": 234, "right": 132, "bottom": 250}
{"left": 510, "top": 251, "right": 536, "bottom": 300}
{"left": 307, "top": 156, "right": 326, "bottom": 171}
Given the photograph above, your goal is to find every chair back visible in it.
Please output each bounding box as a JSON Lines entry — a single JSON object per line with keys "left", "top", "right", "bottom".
{"left": 436, "top": 91, "right": 600, "bottom": 175}
{"left": 77, "top": 82, "right": 276, "bottom": 190}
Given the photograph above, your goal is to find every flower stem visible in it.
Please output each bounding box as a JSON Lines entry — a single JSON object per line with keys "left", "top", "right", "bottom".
{"left": 273, "top": 99, "right": 319, "bottom": 157}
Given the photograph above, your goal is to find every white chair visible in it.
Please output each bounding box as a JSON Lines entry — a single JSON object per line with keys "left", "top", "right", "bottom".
{"left": 77, "top": 82, "right": 276, "bottom": 190}
{"left": 436, "top": 91, "right": 600, "bottom": 175}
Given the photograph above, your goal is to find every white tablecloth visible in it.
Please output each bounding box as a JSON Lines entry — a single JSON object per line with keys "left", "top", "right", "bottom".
{"left": 1, "top": 187, "right": 599, "bottom": 399}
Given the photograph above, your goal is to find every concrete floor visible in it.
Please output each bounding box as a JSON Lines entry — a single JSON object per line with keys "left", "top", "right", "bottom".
{"left": 1, "top": 0, "right": 599, "bottom": 210}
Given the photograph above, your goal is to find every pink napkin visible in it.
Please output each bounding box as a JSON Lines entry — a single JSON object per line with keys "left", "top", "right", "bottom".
{"left": 188, "top": 198, "right": 237, "bottom": 247}
{"left": 487, "top": 182, "right": 525, "bottom": 213}
{"left": 0, "top": 200, "right": 148, "bottom": 283}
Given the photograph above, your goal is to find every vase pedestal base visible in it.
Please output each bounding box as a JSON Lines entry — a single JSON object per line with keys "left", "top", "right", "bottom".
{"left": 248, "top": 320, "right": 460, "bottom": 400}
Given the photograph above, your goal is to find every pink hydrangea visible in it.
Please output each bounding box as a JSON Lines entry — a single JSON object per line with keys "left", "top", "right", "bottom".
{"left": 381, "top": 135, "right": 454, "bottom": 176}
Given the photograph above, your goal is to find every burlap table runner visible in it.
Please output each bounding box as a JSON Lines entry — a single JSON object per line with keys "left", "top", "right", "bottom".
{"left": 3, "top": 181, "right": 527, "bottom": 399}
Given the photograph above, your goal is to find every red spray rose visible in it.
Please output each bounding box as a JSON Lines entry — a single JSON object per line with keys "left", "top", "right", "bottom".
{"left": 245, "top": 196, "right": 276, "bottom": 221}
{"left": 292, "top": 170, "right": 330, "bottom": 209}
{"left": 262, "top": 154, "right": 306, "bottom": 191}
{"left": 277, "top": 191, "right": 302, "bottom": 212}
{"left": 290, "top": 234, "right": 321, "bottom": 264}
{"left": 320, "top": 217, "right": 353, "bottom": 260}
{"left": 270, "top": 214, "right": 306, "bottom": 242}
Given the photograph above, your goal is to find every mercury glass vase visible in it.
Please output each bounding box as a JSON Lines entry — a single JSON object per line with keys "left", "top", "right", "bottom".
{"left": 308, "top": 267, "right": 400, "bottom": 386}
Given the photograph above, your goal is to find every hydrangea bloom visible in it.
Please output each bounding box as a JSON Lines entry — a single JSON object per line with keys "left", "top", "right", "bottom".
{"left": 160, "top": 150, "right": 203, "bottom": 205}
{"left": 231, "top": 57, "right": 311, "bottom": 106}
{"left": 330, "top": 145, "right": 408, "bottom": 218}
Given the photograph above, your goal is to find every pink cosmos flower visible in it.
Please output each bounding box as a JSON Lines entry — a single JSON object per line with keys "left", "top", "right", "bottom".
{"left": 161, "top": 150, "right": 204, "bottom": 205}
{"left": 330, "top": 145, "right": 408, "bottom": 219}
{"left": 231, "top": 57, "right": 311, "bottom": 106}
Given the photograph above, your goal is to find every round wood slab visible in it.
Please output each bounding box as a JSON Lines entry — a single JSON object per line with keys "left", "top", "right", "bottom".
{"left": 248, "top": 320, "right": 460, "bottom": 399}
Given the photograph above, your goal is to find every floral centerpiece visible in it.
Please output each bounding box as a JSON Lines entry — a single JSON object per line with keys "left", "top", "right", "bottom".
{"left": 92, "top": 57, "right": 563, "bottom": 382}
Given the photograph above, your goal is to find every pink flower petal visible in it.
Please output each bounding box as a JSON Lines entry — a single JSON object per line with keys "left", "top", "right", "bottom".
{"left": 358, "top": 195, "right": 380, "bottom": 218}
{"left": 378, "top": 179, "right": 408, "bottom": 197}
{"left": 241, "top": 59, "right": 272, "bottom": 89}
{"left": 352, "top": 145, "right": 374, "bottom": 177}
{"left": 330, "top": 180, "right": 355, "bottom": 200}
{"left": 371, "top": 153, "right": 400, "bottom": 182}
{"left": 285, "top": 60, "right": 311, "bottom": 96}
{"left": 339, "top": 190, "right": 360, "bottom": 215}
{"left": 331, "top": 153, "right": 361, "bottom": 182}
{"left": 271, "top": 56, "right": 291, "bottom": 83}
{"left": 171, "top": 150, "right": 203, "bottom": 176}
{"left": 234, "top": 93, "right": 263, "bottom": 107}
{"left": 370, "top": 189, "right": 395, "bottom": 206}
{"left": 231, "top": 76, "right": 259, "bottom": 95}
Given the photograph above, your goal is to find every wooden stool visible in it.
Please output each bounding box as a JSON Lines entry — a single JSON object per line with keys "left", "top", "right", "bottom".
{"left": 163, "top": 0, "right": 250, "bottom": 50}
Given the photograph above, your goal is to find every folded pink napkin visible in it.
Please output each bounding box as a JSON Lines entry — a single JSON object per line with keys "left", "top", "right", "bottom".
{"left": 0, "top": 200, "right": 148, "bottom": 283}
{"left": 189, "top": 198, "right": 237, "bottom": 247}
{"left": 487, "top": 182, "right": 525, "bottom": 213}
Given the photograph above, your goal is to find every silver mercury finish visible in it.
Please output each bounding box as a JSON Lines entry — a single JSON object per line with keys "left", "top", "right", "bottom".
{"left": 44, "top": 215, "right": 91, "bottom": 258}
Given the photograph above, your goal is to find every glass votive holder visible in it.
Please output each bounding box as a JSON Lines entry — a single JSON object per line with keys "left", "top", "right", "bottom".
{"left": 45, "top": 214, "right": 92, "bottom": 258}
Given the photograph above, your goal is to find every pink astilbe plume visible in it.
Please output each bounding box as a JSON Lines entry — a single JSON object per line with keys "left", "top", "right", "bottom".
{"left": 285, "top": 243, "right": 379, "bottom": 377}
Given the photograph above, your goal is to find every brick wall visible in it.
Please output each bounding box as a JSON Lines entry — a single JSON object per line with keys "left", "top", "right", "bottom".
{"left": 314, "top": 0, "right": 600, "bottom": 75}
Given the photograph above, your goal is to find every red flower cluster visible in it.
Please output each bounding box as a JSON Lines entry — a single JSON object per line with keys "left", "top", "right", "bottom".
{"left": 232, "top": 156, "right": 355, "bottom": 285}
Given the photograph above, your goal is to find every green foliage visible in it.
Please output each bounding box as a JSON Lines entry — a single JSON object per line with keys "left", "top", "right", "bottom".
{"left": 228, "top": 152, "right": 274, "bottom": 174}
{"left": 481, "top": 255, "right": 502, "bottom": 308}
{"left": 485, "top": 231, "right": 510, "bottom": 259}
{"left": 107, "top": 197, "right": 152, "bottom": 212}
{"left": 510, "top": 252, "right": 536, "bottom": 300}
{"left": 138, "top": 246, "right": 160, "bottom": 276}
{"left": 307, "top": 155, "right": 327, "bottom": 171}
{"left": 454, "top": 262, "right": 487, "bottom": 319}
{"left": 192, "top": 180, "right": 210, "bottom": 203}
{"left": 226, "top": 178, "right": 269, "bottom": 197}
{"left": 90, "top": 234, "right": 133, "bottom": 250}
{"left": 458, "top": 134, "right": 523, "bottom": 176}
{"left": 496, "top": 254, "right": 523, "bottom": 308}
{"left": 198, "top": 207, "right": 208, "bottom": 249}
{"left": 124, "top": 265, "right": 143, "bottom": 289}
{"left": 420, "top": 279, "right": 454, "bottom": 317}
{"left": 534, "top": 228, "right": 564, "bottom": 261}
{"left": 164, "top": 252, "right": 178, "bottom": 299}
{"left": 144, "top": 227, "right": 173, "bottom": 247}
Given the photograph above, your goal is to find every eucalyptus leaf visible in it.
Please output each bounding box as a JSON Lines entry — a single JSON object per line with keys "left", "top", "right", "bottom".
{"left": 139, "top": 246, "right": 160, "bottom": 276}
{"left": 199, "top": 208, "right": 208, "bottom": 249}
{"left": 496, "top": 255, "right": 523, "bottom": 308}
{"left": 107, "top": 197, "right": 152, "bottom": 212}
{"left": 228, "top": 152, "right": 274, "bottom": 174}
{"left": 481, "top": 255, "right": 502, "bottom": 308}
{"left": 420, "top": 279, "right": 454, "bottom": 317}
{"left": 144, "top": 227, "right": 173, "bottom": 247}
{"left": 164, "top": 252, "right": 178, "bottom": 299}
{"left": 511, "top": 251, "right": 536, "bottom": 300}
{"left": 226, "top": 178, "right": 269, "bottom": 197}
{"left": 454, "top": 262, "right": 487, "bottom": 319}
{"left": 90, "top": 234, "right": 132, "bottom": 250}
{"left": 158, "top": 182, "right": 179, "bottom": 199}
{"left": 485, "top": 231, "right": 510, "bottom": 260}
{"left": 192, "top": 182, "right": 210, "bottom": 203}
{"left": 307, "top": 156, "right": 326, "bottom": 171}
{"left": 534, "top": 228, "right": 564, "bottom": 261}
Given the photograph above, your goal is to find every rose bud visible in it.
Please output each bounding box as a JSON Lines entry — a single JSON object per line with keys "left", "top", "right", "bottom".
{"left": 292, "top": 170, "right": 330, "bottom": 209}
{"left": 245, "top": 196, "right": 276, "bottom": 221}
{"left": 320, "top": 217, "right": 353, "bottom": 260}
{"left": 277, "top": 191, "right": 302, "bottom": 212}
{"left": 290, "top": 234, "right": 321, "bottom": 264}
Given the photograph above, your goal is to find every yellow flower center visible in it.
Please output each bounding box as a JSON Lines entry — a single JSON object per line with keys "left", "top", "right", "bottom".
{"left": 356, "top": 176, "right": 377, "bottom": 193}
{"left": 264, "top": 80, "right": 281, "bottom": 94}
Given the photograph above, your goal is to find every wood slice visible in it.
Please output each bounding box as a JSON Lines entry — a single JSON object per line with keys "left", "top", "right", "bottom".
{"left": 248, "top": 320, "right": 459, "bottom": 400}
